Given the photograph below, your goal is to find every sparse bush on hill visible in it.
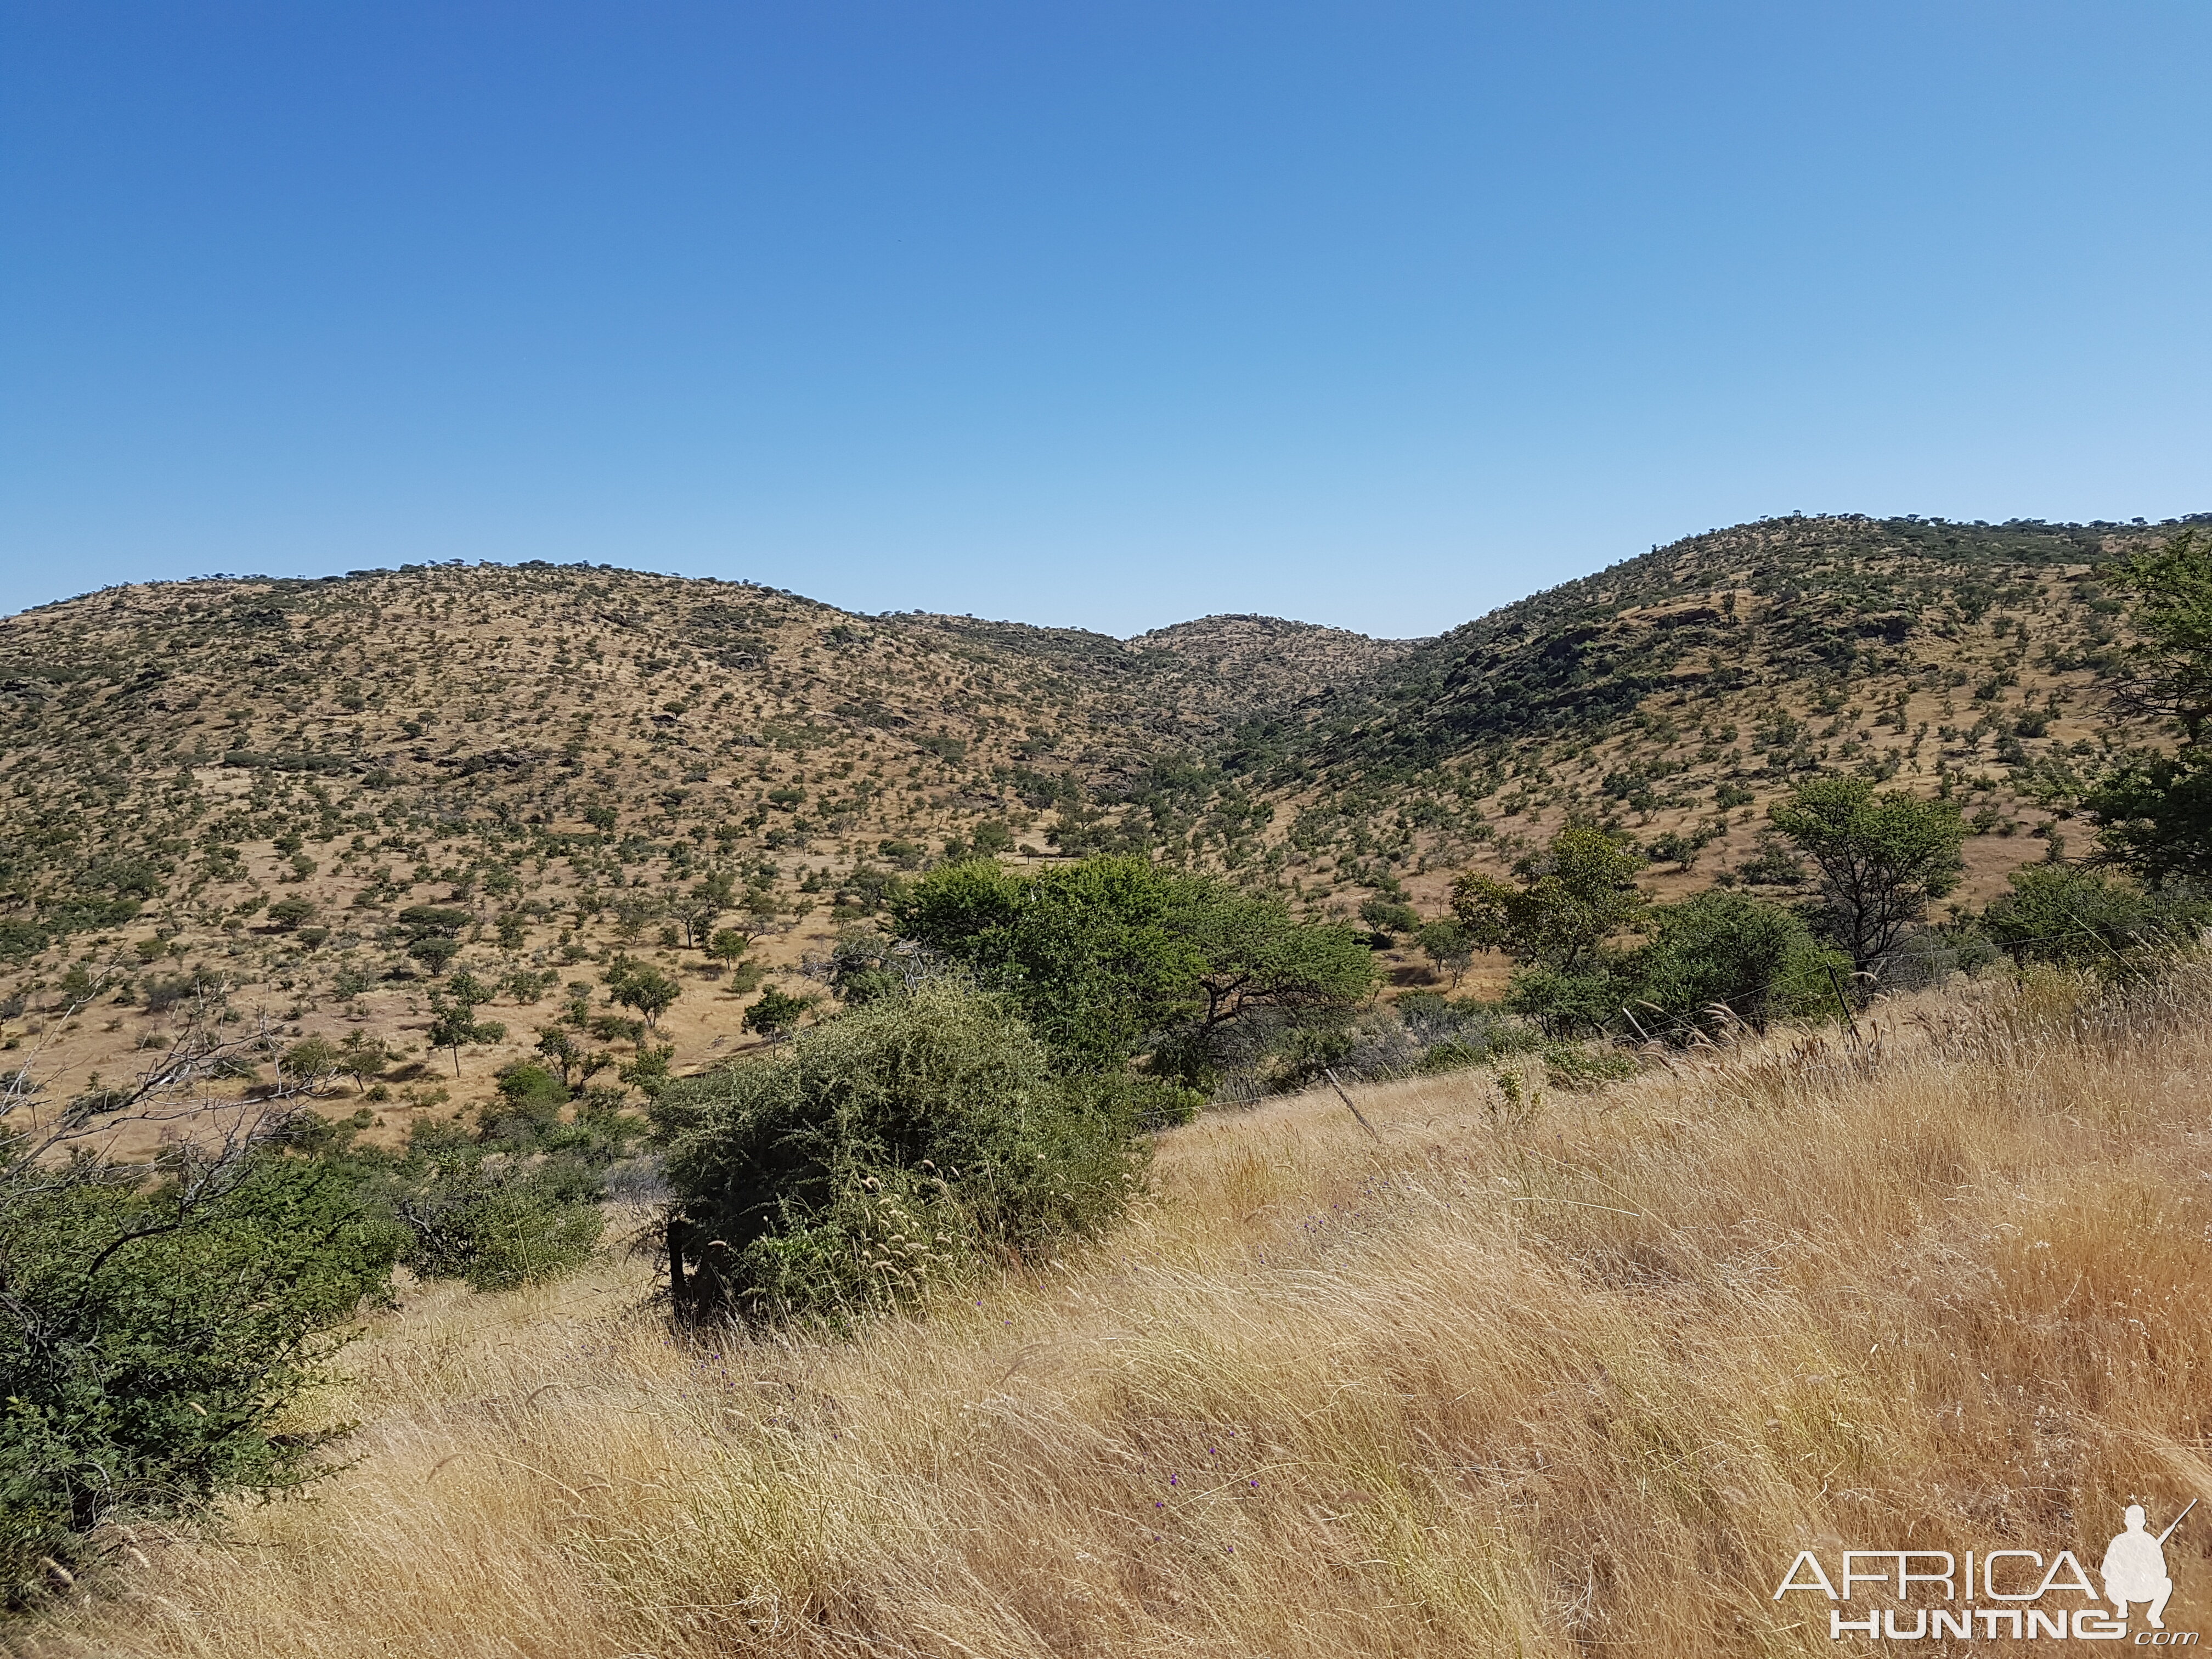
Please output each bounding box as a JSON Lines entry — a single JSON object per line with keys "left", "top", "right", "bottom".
{"left": 652, "top": 976, "right": 1166, "bottom": 1324}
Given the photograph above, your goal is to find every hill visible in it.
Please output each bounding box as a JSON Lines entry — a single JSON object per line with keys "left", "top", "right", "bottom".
{"left": 0, "top": 513, "right": 2198, "bottom": 1120}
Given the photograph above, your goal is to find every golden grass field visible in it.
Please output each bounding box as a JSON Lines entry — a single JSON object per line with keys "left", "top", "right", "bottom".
{"left": 20, "top": 966, "right": 2212, "bottom": 1658}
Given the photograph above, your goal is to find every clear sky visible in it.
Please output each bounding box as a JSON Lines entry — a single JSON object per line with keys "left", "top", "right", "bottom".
{"left": 4, "top": 3, "right": 2209, "bottom": 638}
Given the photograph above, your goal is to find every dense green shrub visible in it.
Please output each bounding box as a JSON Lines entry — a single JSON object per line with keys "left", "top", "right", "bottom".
{"left": 0, "top": 1137, "right": 404, "bottom": 1604}
{"left": 1628, "top": 889, "right": 1843, "bottom": 1034}
{"left": 892, "top": 855, "right": 1372, "bottom": 1084}
{"left": 384, "top": 1077, "right": 640, "bottom": 1291}
{"left": 652, "top": 978, "right": 1159, "bottom": 1324}
{"left": 1982, "top": 864, "right": 2212, "bottom": 971}
{"left": 1503, "top": 888, "right": 1843, "bottom": 1041}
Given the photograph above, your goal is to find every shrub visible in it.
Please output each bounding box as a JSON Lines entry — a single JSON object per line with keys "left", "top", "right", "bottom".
{"left": 652, "top": 978, "right": 1150, "bottom": 1324}
{"left": 1627, "top": 889, "right": 1843, "bottom": 1036}
{"left": 0, "top": 1133, "right": 404, "bottom": 1603}
{"left": 742, "top": 983, "right": 816, "bottom": 1037}
{"left": 894, "top": 856, "right": 1372, "bottom": 1082}
{"left": 266, "top": 895, "right": 318, "bottom": 930}
{"left": 1982, "top": 864, "right": 2212, "bottom": 972}
{"left": 383, "top": 1084, "right": 639, "bottom": 1293}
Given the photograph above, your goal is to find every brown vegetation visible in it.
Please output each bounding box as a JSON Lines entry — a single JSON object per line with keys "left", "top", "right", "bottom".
{"left": 0, "top": 514, "right": 2193, "bottom": 1127}
{"left": 22, "top": 963, "right": 2212, "bottom": 1656}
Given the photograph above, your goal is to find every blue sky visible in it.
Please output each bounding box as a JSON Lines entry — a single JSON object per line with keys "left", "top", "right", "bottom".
{"left": 4, "top": 2, "right": 2209, "bottom": 637}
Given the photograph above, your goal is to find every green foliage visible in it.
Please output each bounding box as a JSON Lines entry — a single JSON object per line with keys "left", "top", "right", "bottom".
{"left": 2084, "top": 532, "right": 2212, "bottom": 882}
{"left": 2085, "top": 753, "right": 2212, "bottom": 884}
{"left": 397, "top": 904, "right": 471, "bottom": 976}
{"left": 335, "top": 1029, "right": 391, "bottom": 1089}
{"left": 1451, "top": 825, "right": 1648, "bottom": 974}
{"left": 892, "top": 856, "right": 1373, "bottom": 1081}
{"left": 652, "top": 978, "right": 1150, "bottom": 1324}
{"left": 1768, "top": 776, "right": 1966, "bottom": 974}
{"left": 0, "top": 1134, "right": 405, "bottom": 1603}
{"left": 1494, "top": 881, "right": 1842, "bottom": 1042}
{"left": 743, "top": 983, "right": 817, "bottom": 1037}
{"left": 533, "top": 1025, "right": 611, "bottom": 1088}
{"left": 265, "top": 894, "right": 317, "bottom": 930}
{"left": 1413, "top": 917, "right": 1475, "bottom": 986}
{"left": 1357, "top": 895, "right": 1420, "bottom": 937}
{"left": 389, "top": 1101, "right": 630, "bottom": 1293}
{"left": 603, "top": 956, "right": 680, "bottom": 1029}
{"left": 278, "top": 1034, "right": 342, "bottom": 1090}
{"left": 2107, "top": 528, "right": 2212, "bottom": 742}
{"left": 1982, "top": 864, "right": 2212, "bottom": 971}
{"left": 426, "top": 980, "right": 506, "bottom": 1075}
{"left": 1626, "top": 889, "right": 1844, "bottom": 1035}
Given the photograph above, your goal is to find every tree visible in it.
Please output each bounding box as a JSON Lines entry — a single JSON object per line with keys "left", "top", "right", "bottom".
{"left": 2106, "top": 528, "right": 2212, "bottom": 741}
{"left": 266, "top": 895, "right": 317, "bottom": 931}
{"left": 2083, "top": 530, "right": 2212, "bottom": 881}
{"left": 1767, "top": 777, "right": 1966, "bottom": 975}
{"left": 652, "top": 977, "right": 1154, "bottom": 1323}
{"left": 891, "top": 856, "right": 1373, "bottom": 1079}
{"left": 673, "top": 871, "right": 735, "bottom": 950}
{"left": 1451, "top": 825, "right": 1649, "bottom": 974}
{"left": 336, "top": 1030, "right": 392, "bottom": 1093}
{"left": 427, "top": 977, "right": 506, "bottom": 1077}
{"left": 1358, "top": 895, "right": 1420, "bottom": 939}
{"left": 533, "top": 1025, "right": 611, "bottom": 1090}
{"left": 397, "top": 904, "right": 471, "bottom": 976}
{"left": 1982, "top": 864, "right": 2212, "bottom": 969}
{"left": 707, "top": 927, "right": 752, "bottom": 968}
{"left": 0, "top": 1115, "right": 404, "bottom": 1601}
{"left": 603, "top": 957, "right": 680, "bottom": 1030}
{"left": 1626, "top": 890, "right": 1842, "bottom": 1036}
{"left": 277, "top": 1035, "right": 342, "bottom": 1095}
{"left": 742, "top": 983, "right": 816, "bottom": 1039}
{"left": 1414, "top": 918, "right": 1475, "bottom": 988}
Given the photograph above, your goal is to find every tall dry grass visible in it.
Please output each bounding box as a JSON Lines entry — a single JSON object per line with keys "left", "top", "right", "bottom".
{"left": 20, "top": 966, "right": 2212, "bottom": 1658}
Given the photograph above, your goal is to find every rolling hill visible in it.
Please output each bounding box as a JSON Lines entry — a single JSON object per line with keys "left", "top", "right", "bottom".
{"left": 0, "top": 512, "right": 2197, "bottom": 1121}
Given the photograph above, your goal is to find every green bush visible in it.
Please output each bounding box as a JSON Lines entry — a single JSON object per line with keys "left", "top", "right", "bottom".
{"left": 1628, "top": 889, "right": 1843, "bottom": 1035}
{"left": 1982, "top": 864, "right": 2212, "bottom": 972}
{"left": 743, "top": 983, "right": 817, "bottom": 1036}
{"left": 385, "top": 1082, "right": 639, "bottom": 1292}
{"left": 652, "top": 978, "right": 1153, "bottom": 1324}
{"left": 893, "top": 855, "right": 1373, "bottom": 1084}
{"left": 1503, "top": 890, "right": 1843, "bottom": 1042}
{"left": 0, "top": 1137, "right": 404, "bottom": 1604}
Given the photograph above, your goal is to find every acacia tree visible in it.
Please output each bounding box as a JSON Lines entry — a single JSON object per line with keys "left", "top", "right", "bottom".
{"left": 604, "top": 957, "right": 681, "bottom": 1030}
{"left": 2084, "top": 530, "right": 2212, "bottom": 881}
{"left": 427, "top": 974, "right": 506, "bottom": 1076}
{"left": 1414, "top": 918, "right": 1475, "bottom": 988}
{"left": 1449, "top": 825, "right": 1649, "bottom": 973}
{"left": 891, "top": 855, "right": 1372, "bottom": 1082}
{"left": 1767, "top": 777, "right": 1965, "bottom": 975}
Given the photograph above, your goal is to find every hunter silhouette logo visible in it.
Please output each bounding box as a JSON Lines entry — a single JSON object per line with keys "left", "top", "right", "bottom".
{"left": 2107, "top": 1502, "right": 2194, "bottom": 1632}
{"left": 1774, "top": 1499, "right": 2199, "bottom": 1643}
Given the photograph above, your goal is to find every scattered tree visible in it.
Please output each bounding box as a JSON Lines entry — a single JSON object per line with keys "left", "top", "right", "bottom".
{"left": 603, "top": 957, "right": 681, "bottom": 1030}
{"left": 742, "top": 983, "right": 816, "bottom": 1039}
{"left": 1451, "top": 825, "right": 1649, "bottom": 974}
{"left": 1767, "top": 777, "right": 1965, "bottom": 975}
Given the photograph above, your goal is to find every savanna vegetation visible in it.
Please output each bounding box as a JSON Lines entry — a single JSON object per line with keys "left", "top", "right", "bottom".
{"left": 7, "top": 512, "right": 2212, "bottom": 1646}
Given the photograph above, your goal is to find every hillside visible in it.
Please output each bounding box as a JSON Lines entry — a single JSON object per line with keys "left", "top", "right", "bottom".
{"left": 0, "top": 513, "right": 2198, "bottom": 1122}
{"left": 1225, "top": 512, "right": 2204, "bottom": 924}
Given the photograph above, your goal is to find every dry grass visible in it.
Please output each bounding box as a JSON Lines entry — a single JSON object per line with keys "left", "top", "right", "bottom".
{"left": 22, "top": 967, "right": 2212, "bottom": 1657}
